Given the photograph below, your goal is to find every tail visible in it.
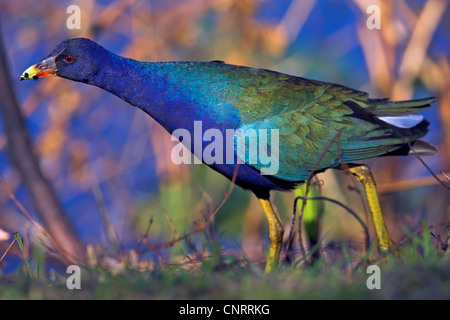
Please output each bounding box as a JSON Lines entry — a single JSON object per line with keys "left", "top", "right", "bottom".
{"left": 341, "top": 97, "right": 438, "bottom": 162}
{"left": 366, "top": 96, "right": 435, "bottom": 114}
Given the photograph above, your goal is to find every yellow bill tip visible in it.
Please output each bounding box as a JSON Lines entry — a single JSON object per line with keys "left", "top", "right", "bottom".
{"left": 19, "top": 57, "right": 57, "bottom": 81}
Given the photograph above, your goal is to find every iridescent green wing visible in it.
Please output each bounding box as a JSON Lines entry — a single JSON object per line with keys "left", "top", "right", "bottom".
{"left": 221, "top": 67, "right": 419, "bottom": 181}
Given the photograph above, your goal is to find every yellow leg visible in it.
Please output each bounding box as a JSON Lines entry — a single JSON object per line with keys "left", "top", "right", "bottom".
{"left": 347, "top": 165, "right": 394, "bottom": 252}
{"left": 258, "top": 198, "right": 284, "bottom": 272}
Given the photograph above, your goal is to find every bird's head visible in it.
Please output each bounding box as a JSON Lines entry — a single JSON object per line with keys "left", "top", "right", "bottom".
{"left": 19, "top": 38, "right": 108, "bottom": 83}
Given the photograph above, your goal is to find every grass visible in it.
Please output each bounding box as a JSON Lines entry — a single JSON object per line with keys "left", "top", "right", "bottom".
{"left": 1, "top": 228, "right": 449, "bottom": 300}
{"left": 12, "top": 233, "right": 32, "bottom": 279}
{"left": 1, "top": 163, "right": 448, "bottom": 300}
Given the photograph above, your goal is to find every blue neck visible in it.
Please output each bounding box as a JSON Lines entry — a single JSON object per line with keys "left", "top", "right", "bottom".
{"left": 93, "top": 56, "right": 241, "bottom": 134}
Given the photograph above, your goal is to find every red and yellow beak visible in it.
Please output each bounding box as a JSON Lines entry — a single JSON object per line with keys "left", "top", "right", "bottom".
{"left": 19, "top": 56, "right": 57, "bottom": 81}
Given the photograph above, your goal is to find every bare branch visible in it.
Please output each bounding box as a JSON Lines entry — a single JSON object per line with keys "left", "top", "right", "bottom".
{"left": 141, "top": 164, "right": 240, "bottom": 253}
{"left": 409, "top": 142, "right": 450, "bottom": 190}
{"left": 293, "top": 195, "right": 370, "bottom": 252}
{"left": 0, "top": 25, "right": 84, "bottom": 264}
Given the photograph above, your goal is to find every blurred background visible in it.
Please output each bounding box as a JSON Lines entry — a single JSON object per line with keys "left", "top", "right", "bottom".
{"left": 0, "top": 0, "right": 448, "bottom": 272}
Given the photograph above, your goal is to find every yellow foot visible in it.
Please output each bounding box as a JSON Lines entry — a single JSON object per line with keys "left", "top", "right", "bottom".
{"left": 347, "top": 165, "right": 394, "bottom": 252}
{"left": 258, "top": 198, "right": 284, "bottom": 272}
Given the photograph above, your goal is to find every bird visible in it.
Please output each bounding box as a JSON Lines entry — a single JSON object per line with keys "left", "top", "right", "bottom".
{"left": 20, "top": 38, "right": 437, "bottom": 272}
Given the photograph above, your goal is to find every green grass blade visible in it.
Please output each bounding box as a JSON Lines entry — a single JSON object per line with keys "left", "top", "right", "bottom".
{"left": 13, "top": 232, "right": 33, "bottom": 278}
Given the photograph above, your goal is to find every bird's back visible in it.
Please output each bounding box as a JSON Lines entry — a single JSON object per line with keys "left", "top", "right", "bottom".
{"left": 143, "top": 61, "right": 434, "bottom": 182}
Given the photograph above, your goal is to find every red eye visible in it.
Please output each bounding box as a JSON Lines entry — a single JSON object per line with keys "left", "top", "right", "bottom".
{"left": 65, "top": 55, "right": 74, "bottom": 63}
